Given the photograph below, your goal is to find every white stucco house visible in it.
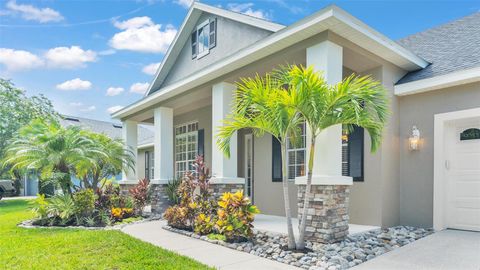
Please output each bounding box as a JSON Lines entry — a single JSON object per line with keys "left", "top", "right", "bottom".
{"left": 112, "top": 2, "right": 480, "bottom": 233}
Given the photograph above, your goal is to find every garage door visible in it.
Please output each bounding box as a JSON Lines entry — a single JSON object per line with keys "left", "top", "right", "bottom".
{"left": 446, "top": 121, "right": 480, "bottom": 231}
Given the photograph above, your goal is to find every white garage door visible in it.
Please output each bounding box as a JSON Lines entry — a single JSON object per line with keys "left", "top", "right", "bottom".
{"left": 445, "top": 120, "right": 480, "bottom": 231}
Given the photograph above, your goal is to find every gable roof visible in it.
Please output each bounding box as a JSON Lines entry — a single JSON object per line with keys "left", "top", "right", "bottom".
{"left": 60, "top": 115, "right": 154, "bottom": 146}
{"left": 397, "top": 12, "right": 480, "bottom": 85}
{"left": 145, "top": 1, "right": 285, "bottom": 96}
{"left": 113, "top": 4, "right": 427, "bottom": 119}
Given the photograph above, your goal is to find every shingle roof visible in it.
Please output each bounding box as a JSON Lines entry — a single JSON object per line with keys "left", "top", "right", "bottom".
{"left": 396, "top": 12, "right": 480, "bottom": 84}
{"left": 59, "top": 115, "right": 154, "bottom": 146}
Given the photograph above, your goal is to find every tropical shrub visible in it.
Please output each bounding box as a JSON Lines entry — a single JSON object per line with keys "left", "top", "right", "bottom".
{"left": 129, "top": 178, "right": 149, "bottom": 214}
{"left": 111, "top": 207, "right": 134, "bottom": 221}
{"left": 164, "top": 205, "right": 190, "bottom": 229}
{"left": 215, "top": 190, "right": 260, "bottom": 242}
{"left": 73, "top": 188, "right": 95, "bottom": 218}
{"left": 47, "top": 194, "right": 76, "bottom": 224}
{"left": 31, "top": 194, "right": 49, "bottom": 219}
{"left": 165, "top": 177, "right": 181, "bottom": 205}
{"left": 95, "top": 182, "right": 121, "bottom": 211}
{"left": 194, "top": 213, "right": 215, "bottom": 235}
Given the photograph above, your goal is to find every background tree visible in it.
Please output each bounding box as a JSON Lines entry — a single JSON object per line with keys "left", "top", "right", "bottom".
{"left": 216, "top": 74, "right": 302, "bottom": 249}
{"left": 0, "top": 79, "right": 58, "bottom": 193}
{"left": 274, "top": 65, "right": 389, "bottom": 249}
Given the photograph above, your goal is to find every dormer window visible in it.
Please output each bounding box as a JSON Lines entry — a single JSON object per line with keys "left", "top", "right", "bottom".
{"left": 192, "top": 18, "right": 216, "bottom": 59}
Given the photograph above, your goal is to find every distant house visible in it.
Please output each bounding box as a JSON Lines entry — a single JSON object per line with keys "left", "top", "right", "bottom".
{"left": 21, "top": 115, "right": 154, "bottom": 196}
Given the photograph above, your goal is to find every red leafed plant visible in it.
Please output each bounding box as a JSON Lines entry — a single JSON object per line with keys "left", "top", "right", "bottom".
{"left": 129, "top": 178, "right": 150, "bottom": 215}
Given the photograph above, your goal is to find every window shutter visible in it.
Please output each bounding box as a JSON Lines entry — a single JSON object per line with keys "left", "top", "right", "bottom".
{"left": 145, "top": 151, "right": 150, "bottom": 180}
{"left": 197, "top": 129, "right": 205, "bottom": 158}
{"left": 209, "top": 18, "right": 216, "bottom": 49}
{"left": 272, "top": 136, "right": 282, "bottom": 182}
{"left": 342, "top": 126, "right": 364, "bottom": 182}
{"left": 191, "top": 30, "right": 197, "bottom": 59}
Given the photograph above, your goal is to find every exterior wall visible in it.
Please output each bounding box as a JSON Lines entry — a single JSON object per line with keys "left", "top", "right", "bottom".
{"left": 160, "top": 12, "right": 273, "bottom": 88}
{"left": 173, "top": 105, "right": 212, "bottom": 169}
{"left": 253, "top": 134, "right": 298, "bottom": 217}
{"left": 399, "top": 82, "right": 480, "bottom": 228}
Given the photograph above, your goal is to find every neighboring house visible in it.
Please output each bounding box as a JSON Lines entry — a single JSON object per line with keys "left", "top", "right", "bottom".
{"left": 112, "top": 2, "right": 480, "bottom": 232}
{"left": 22, "top": 115, "right": 154, "bottom": 196}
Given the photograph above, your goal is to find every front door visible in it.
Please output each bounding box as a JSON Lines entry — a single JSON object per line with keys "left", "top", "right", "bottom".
{"left": 244, "top": 134, "right": 254, "bottom": 201}
{"left": 445, "top": 118, "right": 480, "bottom": 231}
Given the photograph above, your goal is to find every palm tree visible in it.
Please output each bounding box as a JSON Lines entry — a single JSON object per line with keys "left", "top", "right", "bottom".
{"left": 76, "top": 132, "right": 135, "bottom": 189}
{"left": 274, "top": 65, "right": 389, "bottom": 249}
{"left": 216, "top": 74, "right": 303, "bottom": 249}
{"left": 2, "top": 119, "right": 105, "bottom": 194}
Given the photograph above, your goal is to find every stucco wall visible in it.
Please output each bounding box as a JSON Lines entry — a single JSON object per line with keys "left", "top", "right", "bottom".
{"left": 398, "top": 82, "right": 480, "bottom": 228}
{"left": 160, "top": 12, "right": 273, "bottom": 88}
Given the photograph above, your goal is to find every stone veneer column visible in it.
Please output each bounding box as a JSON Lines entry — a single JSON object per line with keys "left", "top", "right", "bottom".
{"left": 297, "top": 183, "right": 351, "bottom": 243}
{"left": 295, "top": 40, "right": 353, "bottom": 243}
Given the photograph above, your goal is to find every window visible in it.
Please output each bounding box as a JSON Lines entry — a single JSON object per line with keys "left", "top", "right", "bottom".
{"left": 287, "top": 122, "right": 306, "bottom": 180}
{"left": 191, "top": 18, "right": 216, "bottom": 59}
{"left": 145, "top": 151, "right": 154, "bottom": 180}
{"left": 342, "top": 125, "right": 364, "bottom": 181}
{"left": 175, "top": 122, "right": 198, "bottom": 178}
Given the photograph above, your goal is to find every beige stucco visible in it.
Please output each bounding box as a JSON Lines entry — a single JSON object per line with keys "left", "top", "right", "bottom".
{"left": 398, "top": 82, "right": 480, "bottom": 228}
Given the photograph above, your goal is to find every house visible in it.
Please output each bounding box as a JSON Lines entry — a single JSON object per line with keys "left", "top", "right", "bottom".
{"left": 21, "top": 115, "right": 154, "bottom": 196}
{"left": 111, "top": 2, "right": 480, "bottom": 234}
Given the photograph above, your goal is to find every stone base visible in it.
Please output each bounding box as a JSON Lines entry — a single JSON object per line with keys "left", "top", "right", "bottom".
{"left": 297, "top": 184, "right": 350, "bottom": 244}
{"left": 149, "top": 184, "right": 169, "bottom": 214}
{"left": 119, "top": 183, "right": 135, "bottom": 195}
{"left": 209, "top": 183, "right": 245, "bottom": 199}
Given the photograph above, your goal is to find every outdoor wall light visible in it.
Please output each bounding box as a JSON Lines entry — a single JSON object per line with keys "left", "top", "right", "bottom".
{"left": 409, "top": 125, "right": 421, "bottom": 151}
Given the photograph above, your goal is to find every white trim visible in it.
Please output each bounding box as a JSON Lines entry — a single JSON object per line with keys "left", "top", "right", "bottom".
{"left": 113, "top": 5, "right": 427, "bottom": 119}
{"left": 433, "top": 107, "right": 480, "bottom": 231}
{"left": 210, "top": 177, "right": 245, "bottom": 184}
{"left": 395, "top": 67, "right": 480, "bottom": 96}
{"left": 295, "top": 175, "right": 353, "bottom": 186}
{"left": 119, "top": 180, "right": 138, "bottom": 185}
{"left": 195, "top": 19, "right": 210, "bottom": 59}
{"left": 138, "top": 143, "right": 154, "bottom": 149}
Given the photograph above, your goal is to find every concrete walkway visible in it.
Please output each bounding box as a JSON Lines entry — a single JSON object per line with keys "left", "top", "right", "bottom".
{"left": 122, "top": 220, "right": 299, "bottom": 270}
{"left": 352, "top": 229, "right": 480, "bottom": 270}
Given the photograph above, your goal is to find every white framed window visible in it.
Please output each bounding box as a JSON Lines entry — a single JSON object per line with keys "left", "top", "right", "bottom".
{"left": 175, "top": 121, "right": 199, "bottom": 179}
{"left": 191, "top": 18, "right": 216, "bottom": 59}
{"left": 287, "top": 122, "right": 306, "bottom": 180}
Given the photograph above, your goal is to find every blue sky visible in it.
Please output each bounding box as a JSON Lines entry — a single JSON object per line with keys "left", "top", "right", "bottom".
{"left": 1, "top": 0, "right": 479, "bottom": 122}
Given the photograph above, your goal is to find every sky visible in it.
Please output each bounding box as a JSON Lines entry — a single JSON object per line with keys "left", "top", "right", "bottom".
{"left": 1, "top": 0, "right": 479, "bottom": 122}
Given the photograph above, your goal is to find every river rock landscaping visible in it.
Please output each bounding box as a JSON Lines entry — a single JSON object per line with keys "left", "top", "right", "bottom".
{"left": 164, "top": 225, "right": 434, "bottom": 270}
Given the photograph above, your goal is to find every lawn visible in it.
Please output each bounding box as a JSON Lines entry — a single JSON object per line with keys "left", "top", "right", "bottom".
{"left": 0, "top": 199, "right": 213, "bottom": 270}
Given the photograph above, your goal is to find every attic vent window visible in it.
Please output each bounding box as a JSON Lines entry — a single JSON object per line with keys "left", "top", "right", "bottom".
{"left": 64, "top": 117, "right": 80, "bottom": 122}
{"left": 192, "top": 18, "right": 216, "bottom": 59}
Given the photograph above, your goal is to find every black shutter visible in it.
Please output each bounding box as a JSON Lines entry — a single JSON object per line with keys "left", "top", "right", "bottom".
{"left": 191, "top": 30, "right": 197, "bottom": 59}
{"left": 145, "top": 151, "right": 150, "bottom": 180}
{"left": 197, "top": 129, "right": 205, "bottom": 158}
{"left": 343, "top": 126, "right": 364, "bottom": 182}
{"left": 209, "top": 18, "right": 216, "bottom": 49}
{"left": 272, "top": 136, "right": 282, "bottom": 182}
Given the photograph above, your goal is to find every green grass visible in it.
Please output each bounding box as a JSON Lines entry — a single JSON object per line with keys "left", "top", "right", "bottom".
{"left": 0, "top": 199, "right": 213, "bottom": 270}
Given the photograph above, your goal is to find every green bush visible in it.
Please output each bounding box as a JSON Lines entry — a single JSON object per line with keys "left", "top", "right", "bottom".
{"left": 47, "top": 194, "right": 76, "bottom": 224}
{"left": 73, "top": 189, "right": 95, "bottom": 218}
{"left": 194, "top": 213, "right": 215, "bottom": 235}
{"left": 165, "top": 178, "right": 181, "bottom": 205}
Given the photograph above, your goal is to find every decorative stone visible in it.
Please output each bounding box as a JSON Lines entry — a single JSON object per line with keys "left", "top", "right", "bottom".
{"left": 149, "top": 184, "right": 170, "bottom": 214}
{"left": 208, "top": 183, "right": 245, "bottom": 198}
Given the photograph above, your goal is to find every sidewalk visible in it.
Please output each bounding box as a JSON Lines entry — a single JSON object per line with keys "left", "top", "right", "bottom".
{"left": 122, "top": 220, "right": 299, "bottom": 270}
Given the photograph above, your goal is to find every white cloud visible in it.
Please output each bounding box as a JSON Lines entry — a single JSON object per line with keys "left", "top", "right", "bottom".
{"left": 56, "top": 78, "right": 92, "bottom": 91}
{"left": 44, "top": 46, "right": 97, "bottom": 69}
{"left": 69, "top": 102, "right": 83, "bottom": 107}
{"left": 80, "top": 105, "right": 96, "bottom": 112}
{"left": 109, "top": 16, "right": 177, "bottom": 53}
{"left": 98, "top": 49, "right": 116, "bottom": 56}
{"left": 174, "top": 0, "right": 194, "bottom": 8}
{"left": 130, "top": 82, "right": 149, "bottom": 94}
{"left": 227, "top": 3, "right": 271, "bottom": 20}
{"left": 107, "top": 105, "right": 124, "bottom": 114}
{"left": 0, "top": 48, "right": 44, "bottom": 71}
{"left": 142, "top": 62, "right": 160, "bottom": 75}
{"left": 106, "top": 87, "right": 125, "bottom": 96}
{"left": 5, "top": 0, "right": 64, "bottom": 23}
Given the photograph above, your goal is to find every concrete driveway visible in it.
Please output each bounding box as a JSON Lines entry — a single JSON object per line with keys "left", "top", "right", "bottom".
{"left": 352, "top": 229, "right": 480, "bottom": 270}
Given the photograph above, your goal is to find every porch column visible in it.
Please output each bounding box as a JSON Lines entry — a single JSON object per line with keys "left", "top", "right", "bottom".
{"left": 210, "top": 82, "right": 245, "bottom": 196}
{"left": 153, "top": 107, "right": 174, "bottom": 183}
{"left": 122, "top": 120, "right": 138, "bottom": 182}
{"left": 296, "top": 40, "right": 352, "bottom": 244}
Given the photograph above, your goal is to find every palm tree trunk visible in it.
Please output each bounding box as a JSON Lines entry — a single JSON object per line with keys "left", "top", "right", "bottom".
{"left": 297, "top": 133, "right": 316, "bottom": 249}
{"left": 281, "top": 142, "right": 296, "bottom": 250}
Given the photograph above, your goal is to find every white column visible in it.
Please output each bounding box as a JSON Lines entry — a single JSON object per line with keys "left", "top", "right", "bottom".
{"left": 297, "top": 40, "right": 352, "bottom": 185}
{"left": 122, "top": 120, "right": 138, "bottom": 183}
{"left": 153, "top": 107, "right": 174, "bottom": 184}
{"left": 211, "top": 82, "right": 244, "bottom": 184}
